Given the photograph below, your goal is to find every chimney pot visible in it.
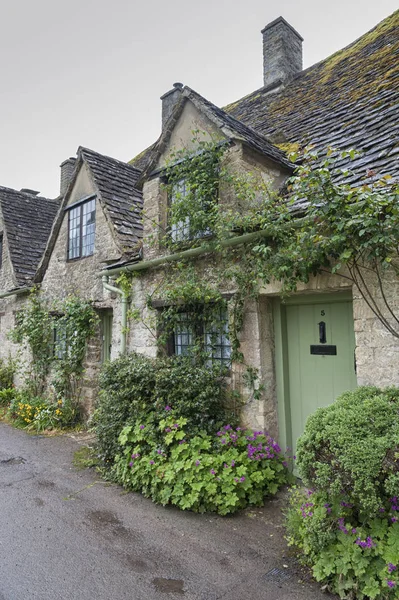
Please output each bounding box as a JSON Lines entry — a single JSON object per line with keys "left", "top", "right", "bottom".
{"left": 60, "top": 157, "right": 76, "bottom": 196}
{"left": 261, "top": 16, "right": 303, "bottom": 88}
{"left": 160, "top": 83, "right": 184, "bottom": 129}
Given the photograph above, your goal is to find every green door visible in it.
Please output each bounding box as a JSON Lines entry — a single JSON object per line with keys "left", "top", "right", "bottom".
{"left": 284, "top": 295, "right": 357, "bottom": 454}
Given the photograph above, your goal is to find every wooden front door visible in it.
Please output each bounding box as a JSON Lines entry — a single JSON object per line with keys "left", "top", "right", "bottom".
{"left": 277, "top": 293, "right": 357, "bottom": 456}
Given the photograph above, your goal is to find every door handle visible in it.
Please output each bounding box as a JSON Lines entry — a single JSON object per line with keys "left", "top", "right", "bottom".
{"left": 318, "top": 321, "right": 327, "bottom": 344}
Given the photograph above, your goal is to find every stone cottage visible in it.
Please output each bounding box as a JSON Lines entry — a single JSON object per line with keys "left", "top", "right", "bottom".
{"left": 0, "top": 11, "right": 398, "bottom": 451}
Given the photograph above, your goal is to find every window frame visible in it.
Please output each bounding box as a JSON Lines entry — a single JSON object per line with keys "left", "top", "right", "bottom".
{"left": 165, "top": 306, "right": 232, "bottom": 369}
{"left": 167, "top": 176, "right": 216, "bottom": 244}
{"left": 66, "top": 195, "right": 96, "bottom": 261}
{"left": 53, "top": 319, "right": 67, "bottom": 360}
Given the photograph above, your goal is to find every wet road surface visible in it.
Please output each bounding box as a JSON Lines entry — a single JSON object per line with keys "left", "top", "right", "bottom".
{"left": 0, "top": 423, "right": 333, "bottom": 600}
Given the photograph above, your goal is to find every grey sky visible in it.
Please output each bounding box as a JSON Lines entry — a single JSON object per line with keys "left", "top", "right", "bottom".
{"left": 1, "top": 0, "right": 397, "bottom": 198}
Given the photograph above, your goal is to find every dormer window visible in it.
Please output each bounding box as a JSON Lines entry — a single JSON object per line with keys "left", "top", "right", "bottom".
{"left": 169, "top": 180, "right": 190, "bottom": 242}
{"left": 169, "top": 179, "right": 212, "bottom": 243}
{"left": 67, "top": 197, "right": 96, "bottom": 260}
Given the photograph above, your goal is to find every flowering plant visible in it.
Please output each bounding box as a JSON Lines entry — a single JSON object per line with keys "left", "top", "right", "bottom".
{"left": 286, "top": 386, "right": 399, "bottom": 599}
{"left": 114, "top": 416, "right": 290, "bottom": 515}
{"left": 286, "top": 488, "right": 399, "bottom": 599}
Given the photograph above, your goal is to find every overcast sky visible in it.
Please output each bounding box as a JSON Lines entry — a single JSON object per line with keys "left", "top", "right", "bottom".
{"left": 0, "top": 0, "right": 397, "bottom": 198}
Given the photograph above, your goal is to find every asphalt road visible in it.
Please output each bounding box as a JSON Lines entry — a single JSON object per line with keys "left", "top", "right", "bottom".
{"left": 0, "top": 423, "right": 332, "bottom": 600}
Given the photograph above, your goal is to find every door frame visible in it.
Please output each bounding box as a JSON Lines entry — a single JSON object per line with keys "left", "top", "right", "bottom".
{"left": 273, "top": 291, "right": 354, "bottom": 455}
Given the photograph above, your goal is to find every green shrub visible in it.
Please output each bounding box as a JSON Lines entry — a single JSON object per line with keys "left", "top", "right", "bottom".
{"left": 93, "top": 352, "right": 235, "bottom": 465}
{"left": 286, "top": 386, "right": 399, "bottom": 599}
{"left": 114, "top": 414, "right": 289, "bottom": 515}
{"left": 0, "top": 387, "right": 17, "bottom": 406}
{"left": 0, "top": 356, "right": 17, "bottom": 389}
{"left": 93, "top": 352, "right": 158, "bottom": 464}
{"left": 296, "top": 386, "right": 399, "bottom": 517}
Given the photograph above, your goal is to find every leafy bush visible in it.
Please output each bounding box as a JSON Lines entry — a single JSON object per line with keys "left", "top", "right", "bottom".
{"left": 297, "top": 386, "right": 399, "bottom": 517}
{"left": 93, "top": 352, "right": 234, "bottom": 465}
{"left": 0, "top": 387, "right": 17, "bottom": 406}
{"left": 286, "top": 386, "right": 399, "bottom": 599}
{"left": 0, "top": 356, "right": 17, "bottom": 389}
{"left": 287, "top": 488, "right": 399, "bottom": 599}
{"left": 114, "top": 414, "right": 289, "bottom": 515}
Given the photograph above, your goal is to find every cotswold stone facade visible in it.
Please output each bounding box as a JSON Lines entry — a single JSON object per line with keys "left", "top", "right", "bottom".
{"left": 0, "top": 11, "right": 398, "bottom": 448}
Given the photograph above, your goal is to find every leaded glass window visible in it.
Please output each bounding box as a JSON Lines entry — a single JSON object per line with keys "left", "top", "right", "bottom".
{"left": 170, "top": 180, "right": 190, "bottom": 242}
{"left": 67, "top": 198, "right": 96, "bottom": 260}
{"left": 170, "top": 308, "right": 231, "bottom": 368}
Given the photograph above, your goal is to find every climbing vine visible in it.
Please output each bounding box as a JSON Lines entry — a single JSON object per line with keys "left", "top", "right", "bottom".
{"left": 52, "top": 296, "right": 99, "bottom": 407}
{"left": 133, "top": 135, "right": 399, "bottom": 385}
{"left": 11, "top": 290, "right": 98, "bottom": 410}
{"left": 10, "top": 288, "right": 53, "bottom": 396}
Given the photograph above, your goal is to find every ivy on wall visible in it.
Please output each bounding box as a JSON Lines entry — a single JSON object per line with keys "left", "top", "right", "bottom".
{"left": 130, "top": 133, "right": 399, "bottom": 380}
{"left": 11, "top": 289, "right": 98, "bottom": 408}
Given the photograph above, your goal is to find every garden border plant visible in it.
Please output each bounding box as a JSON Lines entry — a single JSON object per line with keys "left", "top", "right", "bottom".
{"left": 8, "top": 289, "right": 98, "bottom": 430}
{"left": 286, "top": 386, "right": 399, "bottom": 599}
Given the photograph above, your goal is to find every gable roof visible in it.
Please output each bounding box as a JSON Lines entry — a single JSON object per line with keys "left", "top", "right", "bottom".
{"left": 225, "top": 10, "right": 399, "bottom": 185}
{"left": 35, "top": 147, "right": 143, "bottom": 282}
{"left": 0, "top": 187, "right": 60, "bottom": 288}
{"left": 136, "top": 86, "right": 295, "bottom": 177}
{"left": 78, "top": 147, "right": 143, "bottom": 254}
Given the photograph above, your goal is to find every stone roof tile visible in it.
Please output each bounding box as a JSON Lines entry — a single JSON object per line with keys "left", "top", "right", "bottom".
{"left": 0, "top": 187, "right": 60, "bottom": 287}
{"left": 79, "top": 147, "right": 143, "bottom": 255}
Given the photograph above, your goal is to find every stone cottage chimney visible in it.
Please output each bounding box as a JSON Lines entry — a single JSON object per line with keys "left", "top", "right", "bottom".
{"left": 261, "top": 17, "right": 303, "bottom": 88}
{"left": 60, "top": 157, "right": 76, "bottom": 196}
{"left": 161, "top": 82, "right": 183, "bottom": 129}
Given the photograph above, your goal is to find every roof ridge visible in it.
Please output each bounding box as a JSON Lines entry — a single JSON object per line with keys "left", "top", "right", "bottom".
{"left": 0, "top": 185, "right": 57, "bottom": 202}
{"left": 78, "top": 146, "right": 142, "bottom": 175}
{"left": 225, "top": 9, "right": 399, "bottom": 111}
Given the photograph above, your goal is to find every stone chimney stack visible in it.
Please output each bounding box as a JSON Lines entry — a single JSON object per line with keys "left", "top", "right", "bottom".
{"left": 60, "top": 157, "right": 76, "bottom": 196}
{"left": 161, "top": 82, "right": 183, "bottom": 129}
{"left": 261, "top": 17, "right": 303, "bottom": 88}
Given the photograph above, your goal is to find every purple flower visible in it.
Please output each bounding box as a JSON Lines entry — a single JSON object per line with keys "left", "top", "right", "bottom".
{"left": 165, "top": 427, "right": 171, "bottom": 433}
{"left": 240, "top": 476, "right": 245, "bottom": 482}
{"left": 165, "top": 406, "right": 171, "bottom": 411}
{"left": 195, "top": 460, "right": 200, "bottom": 466}
{"left": 392, "top": 517, "right": 398, "bottom": 523}
{"left": 387, "top": 581, "right": 396, "bottom": 588}
{"left": 157, "top": 449, "right": 163, "bottom": 454}
{"left": 139, "top": 425, "right": 145, "bottom": 430}
{"left": 388, "top": 564, "right": 397, "bottom": 574}
{"left": 210, "top": 469, "right": 216, "bottom": 475}
{"left": 231, "top": 460, "right": 235, "bottom": 467}
{"left": 149, "top": 460, "right": 155, "bottom": 465}
{"left": 179, "top": 440, "right": 186, "bottom": 445}
{"left": 224, "top": 463, "right": 229, "bottom": 469}
{"left": 356, "top": 536, "right": 376, "bottom": 549}
{"left": 129, "top": 462, "right": 133, "bottom": 467}
{"left": 352, "top": 528, "right": 357, "bottom": 534}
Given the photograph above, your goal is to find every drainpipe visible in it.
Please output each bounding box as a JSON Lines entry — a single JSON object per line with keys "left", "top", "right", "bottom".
{"left": 98, "top": 228, "right": 277, "bottom": 279}
{"left": 101, "top": 276, "right": 128, "bottom": 354}
{"left": 0, "top": 286, "right": 32, "bottom": 299}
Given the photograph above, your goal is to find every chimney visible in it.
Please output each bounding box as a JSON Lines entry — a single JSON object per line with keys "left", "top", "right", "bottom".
{"left": 20, "top": 188, "right": 40, "bottom": 196}
{"left": 60, "top": 157, "right": 76, "bottom": 196}
{"left": 160, "top": 82, "right": 183, "bottom": 129}
{"left": 261, "top": 17, "right": 303, "bottom": 88}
